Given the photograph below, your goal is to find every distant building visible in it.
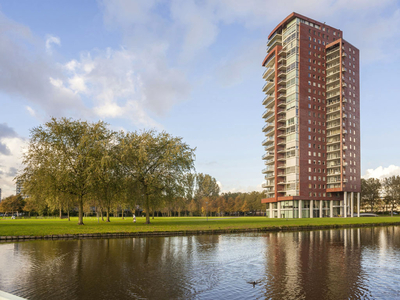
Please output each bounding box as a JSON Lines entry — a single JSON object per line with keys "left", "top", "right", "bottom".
{"left": 0, "top": 188, "right": 2, "bottom": 202}
{"left": 261, "top": 13, "right": 361, "bottom": 218}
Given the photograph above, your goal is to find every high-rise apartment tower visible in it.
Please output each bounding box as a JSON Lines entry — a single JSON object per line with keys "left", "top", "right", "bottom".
{"left": 261, "top": 13, "right": 360, "bottom": 218}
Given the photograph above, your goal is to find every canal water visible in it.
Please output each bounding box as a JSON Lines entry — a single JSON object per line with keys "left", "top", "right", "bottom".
{"left": 0, "top": 226, "right": 400, "bottom": 299}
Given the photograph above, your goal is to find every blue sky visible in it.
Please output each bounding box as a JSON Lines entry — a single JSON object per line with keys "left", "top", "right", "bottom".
{"left": 0, "top": 0, "right": 400, "bottom": 198}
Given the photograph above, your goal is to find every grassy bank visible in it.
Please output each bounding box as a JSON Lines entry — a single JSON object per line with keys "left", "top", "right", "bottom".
{"left": 1, "top": 216, "right": 400, "bottom": 238}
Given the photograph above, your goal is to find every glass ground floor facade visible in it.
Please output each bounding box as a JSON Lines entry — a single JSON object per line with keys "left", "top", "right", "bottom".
{"left": 266, "top": 193, "right": 360, "bottom": 218}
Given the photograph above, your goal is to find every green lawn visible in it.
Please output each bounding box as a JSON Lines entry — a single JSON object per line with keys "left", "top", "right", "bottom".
{"left": 1, "top": 216, "right": 400, "bottom": 237}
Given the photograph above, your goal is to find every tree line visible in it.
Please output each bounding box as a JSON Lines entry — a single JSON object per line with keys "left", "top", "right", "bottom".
{"left": 11, "top": 118, "right": 266, "bottom": 225}
{"left": 361, "top": 176, "right": 400, "bottom": 215}
{"left": 15, "top": 118, "right": 197, "bottom": 225}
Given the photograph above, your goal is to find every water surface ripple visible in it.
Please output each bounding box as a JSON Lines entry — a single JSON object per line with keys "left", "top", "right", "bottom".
{"left": 0, "top": 226, "right": 400, "bottom": 299}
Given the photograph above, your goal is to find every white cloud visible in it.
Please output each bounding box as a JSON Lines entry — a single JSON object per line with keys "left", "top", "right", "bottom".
{"left": 221, "top": 183, "right": 263, "bottom": 194}
{"left": 45, "top": 35, "right": 60, "bottom": 54}
{"left": 0, "top": 12, "right": 85, "bottom": 117}
{"left": 0, "top": 124, "right": 27, "bottom": 198}
{"left": 68, "top": 75, "right": 87, "bottom": 93}
{"left": 25, "top": 106, "right": 36, "bottom": 117}
{"left": 363, "top": 165, "right": 400, "bottom": 180}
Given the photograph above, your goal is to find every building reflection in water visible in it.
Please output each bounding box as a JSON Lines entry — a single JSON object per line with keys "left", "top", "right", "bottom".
{"left": 0, "top": 227, "right": 399, "bottom": 299}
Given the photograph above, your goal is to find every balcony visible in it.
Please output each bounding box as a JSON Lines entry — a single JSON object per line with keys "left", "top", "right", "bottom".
{"left": 327, "top": 138, "right": 340, "bottom": 144}
{"left": 327, "top": 130, "right": 340, "bottom": 137}
{"left": 277, "top": 130, "right": 285, "bottom": 138}
{"left": 327, "top": 98, "right": 341, "bottom": 107}
{"left": 265, "top": 158, "right": 275, "bottom": 165}
{"left": 266, "top": 113, "right": 275, "bottom": 123}
{"left": 326, "top": 47, "right": 340, "bottom": 56}
{"left": 326, "top": 77, "right": 340, "bottom": 85}
{"left": 277, "top": 85, "right": 286, "bottom": 93}
{"left": 262, "top": 108, "right": 274, "bottom": 119}
{"left": 277, "top": 108, "right": 286, "bottom": 115}
{"left": 267, "top": 33, "right": 282, "bottom": 50}
{"left": 277, "top": 70, "right": 286, "bottom": 78}
{"left": 263, "top": 80, "right": 275, "bottom": 93}
{"left": 342, "top": 52, "right": 347, "bottom": 57}
{"left": 277, "top": 115, "right": 286, "bottom": 123}
{"left": 262, "top": 136, "right": 274, "bottom": 146}
{"left": 327, "top": 178, "right": 341, "bottom": 184}
{"left": 327, "top": 154, "right": 341, "bottom": 160}
{"left": 342, "top": 97, "right": 347, "bottom": 103}
{"left": 327, "top": 91, "right": 340, "bottom": 99}
{"left": 277, "top": 146, "right": 286, "bottom": 153}
{"left": 262, "top": 122, "right": 274, "bottom": 132}
{"left": 342, "top": 82, "right": 347, "bottom": 88}
{"left": 326, "top": 122, "right": 340, "bottom": 130}
{"left": 327, "top": 171, "right": 341, "bottom": 176}
{"left": 277, "top": 100, "right": 286, "bottom": 108}
{"left": 263, "top": 68, "right": 275, "bottom": 80}
{"left": 327, "top": 146, "right": 340, "bottom": 153}
{"left": 261, "top": 182, "right": 270, "bottom": 189}
{"left": 265, "top": 128, "right": 275, "bottom": 137}
{"left": 266, "top": 143, "right": 275, "bottom": 151}
{"left": 277, "top": 93, "right": 286, "bottom": 100}
{"left": 262, "top": 94, "right": 274, "bottom": 106}
{"left": 277, "top": 78, "right": 286, "bottom": 85}
{"left": 277, "top": 138, "right": 285, "bottom": 145}
{"left": 342, "top": 67, "right": 347, "bottom": 72}
{"left": 265, "top": 84, "right": 275, "bottom": 95}
{"left": 326, "top": 84, "right": 340, "bottom": 92}
{"left": 327, "top": 62, "right": 340, "bottom": 71}
{"left": 278, "top": 48, "right": 286, "bottom": 56}
{"left": 277, "top": 62, "right": 286, "bottom": 71}
{"left": 262, "top": 151, "right": 274, "bottom": 160}
{"left": 277, "top": 154, "right": 286, "bottom": 161}
{"left": 277, "top": 122, "right": 286, "bottom": 130}
{"left": 262, "top": 166, "right": 274, "bottom": 174}
{"left": 327, "top": 106, "right": 340, "bottom": 115}
{"left": 326, "top": 55, "right": 340, "bottom": 62}
{"left": 327, "top": 69, "right": 340, "bottom": 78}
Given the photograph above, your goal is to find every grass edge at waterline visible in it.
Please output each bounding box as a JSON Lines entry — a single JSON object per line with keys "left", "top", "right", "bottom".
{"left": 1, "top": 216, "right": 400, "bottom": 240}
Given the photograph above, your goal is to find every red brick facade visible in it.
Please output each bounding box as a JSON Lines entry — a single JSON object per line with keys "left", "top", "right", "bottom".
{"left": 261, "top": 13, "right": 360, "bottom": 204}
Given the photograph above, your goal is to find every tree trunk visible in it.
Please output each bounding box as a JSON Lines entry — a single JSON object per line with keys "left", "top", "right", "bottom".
{"left": 67, "top": 209, "right": 70, "bottom": 221}
{"left": 122, "top": 209, "right": 124, "bottom": 220}
{"left": 152, "top": 210, "right": 155, "bottom": 219}
{"left": 144, "top": 193, "right": 150, "bottom": 224}
{"left": 391, "top": 201, "right": 394, "bottom": 217}
{"left": 101, "top": 208, "right": 104, "bottom": 221}
{"left": 78, "top": 196, "right": 84, "bottom": 225}
{"left": 59, "top": 206, "right": 62, "bottom": 219}
{"left": 106, "top": 206, "right": 110, "bottom": 222}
